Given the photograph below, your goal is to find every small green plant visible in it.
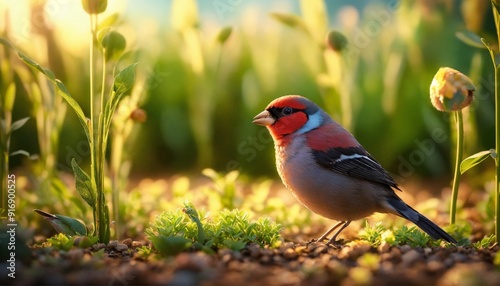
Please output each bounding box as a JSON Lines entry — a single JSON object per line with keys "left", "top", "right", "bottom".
{"left": 44, "top": 233, "right": 99, "bottom": 251}
{"left": 445, "top": 223, "right": 472, "bottom": 246}
{"left": 392, "top": 225, "right": 430, "bottom": 247}
{"left": 358, "top": 222, "right": 387, "bottom": 247}
{"left": 473, "top": 234, "right": 496, "bottom": 249}
{"left": 358, "top": 221, "right": 466, "bottom": 247}
{"left": 136, "top": 245, "right": 154, "bottom": 259}
{"left": 145, "top": 201, "right": 282, "bottom": 256}
{"left": 46, "top": 233, "right": 75, "bottom": 251}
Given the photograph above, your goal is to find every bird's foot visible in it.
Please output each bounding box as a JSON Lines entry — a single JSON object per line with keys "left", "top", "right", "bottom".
{"left": 325, "top": 238, "right": 345, "bottom": 247}
{"left": 309, "top": 236, "right": 345, "bottom": 247}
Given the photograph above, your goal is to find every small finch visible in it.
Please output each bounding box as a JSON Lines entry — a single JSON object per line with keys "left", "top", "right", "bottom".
{"left": 253, "top": 95, "right": 456, "bottom": 244}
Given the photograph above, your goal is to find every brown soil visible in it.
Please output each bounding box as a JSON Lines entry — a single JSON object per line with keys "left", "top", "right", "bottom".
{"left": 2, "top": 238, "right": 499, "bottom": 286}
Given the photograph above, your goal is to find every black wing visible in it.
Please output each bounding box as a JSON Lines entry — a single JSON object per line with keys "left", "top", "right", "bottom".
{"left": 312, "top": 146, "right": 400, "bottom": 190}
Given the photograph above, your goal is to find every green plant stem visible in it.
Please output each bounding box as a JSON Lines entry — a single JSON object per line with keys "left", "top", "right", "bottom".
{"left": 88, "top": 13, "right": 98, "bottom": 235}
{"left": 111, "top": 133, "right": 122, "bottom": 239}
{"left": 495, "top": 67, "right": 500, "bottom": 243}
{"left": 98, "top": 40, "right": 109, "bottom": 242}
{"left": 492, "top": 2, "right": 500, "bottom": 243}
{"left": 89, "top": 12, "right": 108, "bottom": 243}
{"left": 450, "top": 110, "right": 463, "bottom": 225}
{"left": 1, "top": 126, "right": 9, "bottom": 211}
{"left": 495, "top": 57, "right": 500, "bottom": 243}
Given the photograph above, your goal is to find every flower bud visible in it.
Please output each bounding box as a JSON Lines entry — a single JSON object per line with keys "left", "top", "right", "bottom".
{"left": 326, "top": 30, "right": 348, "bottom": 52}
{"left": 430, "top": 67, "right": 475, "bottom": 112}
{"left": 81, "top": 0, "right": 107, "bottom": 15}
{"left": 216, "top": 26, "right": 232, "bottom": 44}
{"left": 130, "top": 108, "right": 147, "bottom": 123}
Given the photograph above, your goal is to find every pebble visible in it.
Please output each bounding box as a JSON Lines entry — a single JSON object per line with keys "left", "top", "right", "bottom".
{"left": 401, "top": 249, "right": 422, "bottom": 266}
{"left": 115, "top": 243, "right": 128, "bottom": 252}
{"left": 67, "top": 248, "right": 84, "bottom": 262}
{"left": 284, "top": 248, "right": 298, "bottom": 260}
{"left": 92, "top": 243, "right": 106, "bottom": 251}
{"left": 108, "top": 251, "right": 119, "bottom": 258}
{"left": 260, "top": 255, "right": 272, "bottom": 264}
{"left": 121, "top": 238, "right": 133, "bottom": 247}
{"left": 107, "top": 240, "right": 118, "bottom": 249}
{"left": 424, "top": 247, "right": 433, "bottom": 256}
{"left": 247, "top": 244, "right": 262, "bottom": 259}
{"left": 399, "top": 245, "right": 412, "bottom": 253}
{"left": 450, "top": 252, "right": 468, "bottom": 262}
{"left": 132, "top": 241, "right": 144, "bottom": 248}
{"left": 273, "top": 255, "right": 285, "bottom": 264}
{"left": 261, "top": 248, "right": 274, "bottom": 257}
{"left": 175, "top": 252, "right": 209, "bottom": 271}
{"left": 378, "top": 242, "right": 390, "bottom": 253}
{"left": 221, "top": 254, "right": 232, "bottom": 265}
{"left": 427, "top": 260, "right": 445, "bottom": 272}
{"left": 312, "top": 245, "right": 328, "bottom": 256}
{"left": 73, "top": 236, "right": 82, "bottom": 246}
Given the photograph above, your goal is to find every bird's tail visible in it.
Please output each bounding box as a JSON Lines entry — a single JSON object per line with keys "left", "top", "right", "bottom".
{"left": 387, "top": 195, "right": 457, "bottom": 243}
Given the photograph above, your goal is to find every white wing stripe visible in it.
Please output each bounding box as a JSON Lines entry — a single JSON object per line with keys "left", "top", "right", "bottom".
{"left": 336, "top": 153, "right": 376, "bottom": 164}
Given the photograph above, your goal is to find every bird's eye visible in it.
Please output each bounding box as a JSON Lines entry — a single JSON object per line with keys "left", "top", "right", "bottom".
{"left": 282, "top": 107, "right": 293, "bottom": 116}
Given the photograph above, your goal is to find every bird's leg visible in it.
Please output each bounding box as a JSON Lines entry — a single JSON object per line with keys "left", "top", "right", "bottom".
{"left": 316, "top": 221, "right": 346, "bottom": 242}
{"left": 326, "top": 221, "right": 351, "bottom": 244}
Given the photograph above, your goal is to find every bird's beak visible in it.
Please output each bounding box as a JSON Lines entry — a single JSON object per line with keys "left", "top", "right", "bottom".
{"left": 252, "top": 110, "right": 275, "bottom": 126}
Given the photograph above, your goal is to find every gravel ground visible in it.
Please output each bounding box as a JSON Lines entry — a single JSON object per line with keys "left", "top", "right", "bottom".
{"left": 2, "top": 237, "right": 499, "bottom": 286}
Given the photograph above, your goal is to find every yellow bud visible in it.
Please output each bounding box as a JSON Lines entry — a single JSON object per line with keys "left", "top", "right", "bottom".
{"left": 429, "top": 67, "right": 475, "bottom": 112}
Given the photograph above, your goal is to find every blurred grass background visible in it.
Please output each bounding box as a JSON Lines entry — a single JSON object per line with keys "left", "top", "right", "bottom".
{"left": 2, "top": 0, "right": 497, "bottom": 181}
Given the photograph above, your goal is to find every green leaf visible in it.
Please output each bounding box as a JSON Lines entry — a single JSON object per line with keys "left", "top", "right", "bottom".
{"left": 102, "top": 63, "right": 137, "bottom": 142}
{"left": 34, "top": 209, "right": 87, "bottom": 236}
{"left": 9, "top": 150, "right": 38, "bottom": 160}
{"left": 103, "top": 205, "right": 110, "bottom": 244}
{"left": 47, "top": 233, "right": 75, "bottom": 251}
{"left": 113, "top": 63, "right": 137, "bottom": 95}
{"left": 4, "top": 82, "right": 16, "bottom": 112}
{"left": 150, "top": 235, "right": 192, "bottom": 256}
{"left": 460, "top": 149, "right": 496, "bottom": 174}
{"left": 54, "top": 214, "right": 88, "bottom": 236}
{"left": 10, "top": 117, "right": 30, "bottom": 132}
{"left": 71, "top": 159, "right": 96, "bottom": 209}
{"left": 455, "top": 30, "right": 488, "bottom": 49}
{"left": 224, "top": 239, "right": 246, "bottom": 251}
{"left": 77, "top": 236, "right": 99, "bottom": 248}
{"left": 97, "top": 13, "right": 120, "bottom": 30}
{"left": 17, "top": 51, "right": 56, "bottom": 81}
{"left": 183, "top": 202, "right": 205, "bottom": 243}
{"left": 55, "top": 79, "right": 91, "bottom": 142}
{"left": 493, "top": 0, "right": 500, "bottom": 16}
{"left": 97, "top": 27, "right": 112, "bottom": 46}
{"left": 270, "top": 13, "right": 307, "bottom": 30}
